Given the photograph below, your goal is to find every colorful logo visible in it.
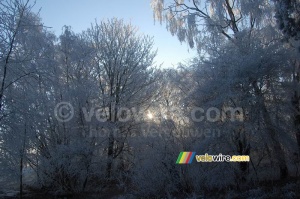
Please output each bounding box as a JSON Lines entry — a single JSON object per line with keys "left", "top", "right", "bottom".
{"left": 176, "top": 151, "right": 196, "bottom": 164}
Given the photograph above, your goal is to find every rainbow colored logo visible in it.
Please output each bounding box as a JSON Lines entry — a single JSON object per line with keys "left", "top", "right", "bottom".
{"left": 176, "top": 151, "right": 196, "bottom": 164}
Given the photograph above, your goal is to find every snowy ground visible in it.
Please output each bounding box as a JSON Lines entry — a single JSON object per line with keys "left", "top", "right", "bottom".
{"left": 0, "top": 168, "right": 299, "bottom": 199}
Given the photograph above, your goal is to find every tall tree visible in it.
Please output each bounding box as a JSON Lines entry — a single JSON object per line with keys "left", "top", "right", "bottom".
{"left": 0, "top": 0, "right": 57, "bottom": 196}
{"left": 151, "top": 0, "right": 290, "bottom": 179}
{"left": 87, "top": 18, "right": 157, "bottom": 178}
{"left": 273, "top": 0, "right": 300, "bottom": 155}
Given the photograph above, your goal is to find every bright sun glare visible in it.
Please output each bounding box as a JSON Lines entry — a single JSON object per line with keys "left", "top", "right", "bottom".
{"left": 147, "top": 111, "right": 153, "bottom": 119}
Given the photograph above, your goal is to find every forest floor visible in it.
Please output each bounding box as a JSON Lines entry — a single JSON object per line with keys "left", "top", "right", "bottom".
{"left": 0, "top": 178, "right": 299, "bottom": 199}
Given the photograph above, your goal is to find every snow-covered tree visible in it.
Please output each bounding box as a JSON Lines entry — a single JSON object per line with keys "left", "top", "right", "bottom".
{"left": 273, "top": 0, "right": 300, "bottom": 155}
{"left": 86, "top": 18, "right": 158, "bottom": 178}
{"left": 0, "top": 0, "right": 58, "bottom": 196}
{"left": 151, "top": 0, "right": 293, "bottom": 180}
{"left": 273, "top": 0, "right": 300, "bottom": 40}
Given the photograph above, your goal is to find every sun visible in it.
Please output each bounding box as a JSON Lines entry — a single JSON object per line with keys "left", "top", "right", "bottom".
{"left": 147, "top": 111, "right": 154, "bottom": 120}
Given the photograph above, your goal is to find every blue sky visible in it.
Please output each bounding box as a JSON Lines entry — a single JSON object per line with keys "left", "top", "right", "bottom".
{"left": 31, "top": 0, "right": 196, "bottom": 68}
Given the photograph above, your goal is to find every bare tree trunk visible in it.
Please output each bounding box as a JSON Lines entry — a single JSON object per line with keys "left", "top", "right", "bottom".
{"left": 292, "top": 60, "right": 300, "bottom": 154}
{"left": 19, "top": 153, "right": 23, "bottom": 199}
{"left": 253, "top": 81, "right": 288, "bottom": 179}
{"left": 292, "top": 91, "right": 300, "bottom": 154}
{"left": 106, "top": 132, "right": 114, "bottom": 179}
{"left": 106, "top": 102, "right": 115, "bottom": 179}
{"left": 19, "top": 126, "right": 27, "bottom": 199}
